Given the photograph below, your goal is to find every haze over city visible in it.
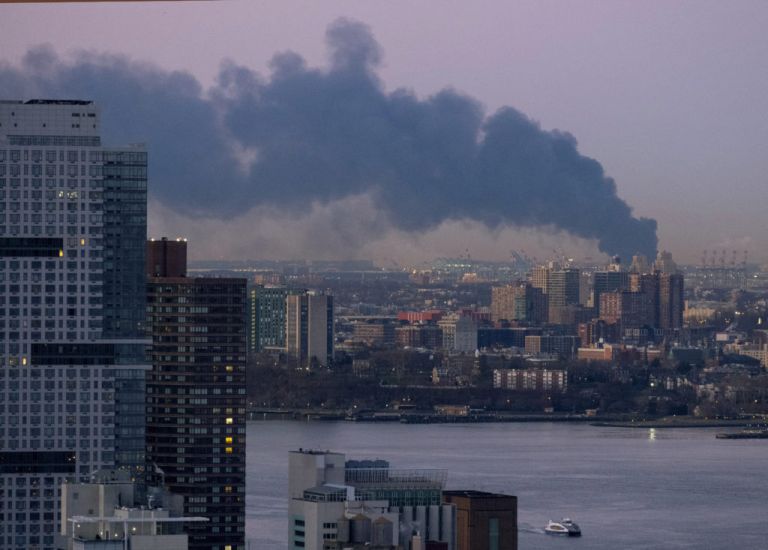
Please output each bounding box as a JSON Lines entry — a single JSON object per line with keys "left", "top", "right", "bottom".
{"left": 3, "top": 0, "right": 767, "bottom": 265}
{"left": 2, "top": 2, "right": 768, "bottom": 550}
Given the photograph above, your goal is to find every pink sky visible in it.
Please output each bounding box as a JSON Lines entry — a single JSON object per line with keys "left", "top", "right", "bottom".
{"left": 2, "top": 0, "right": 768, "bottom": 263}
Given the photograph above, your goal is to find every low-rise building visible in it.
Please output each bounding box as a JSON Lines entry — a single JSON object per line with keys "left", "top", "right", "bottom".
{"left": 57, "top": 469, "right": 203, "bottom": 550}
{"left": 493, "top": 368, "right": 568, "bottom": 393}
{"left": 288, "top": 450, "right": 456, "bottom": 550}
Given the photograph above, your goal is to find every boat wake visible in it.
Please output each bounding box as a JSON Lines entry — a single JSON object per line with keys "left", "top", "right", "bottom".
{"left": 519, "top": 522, "right": 546, "bottom": 535}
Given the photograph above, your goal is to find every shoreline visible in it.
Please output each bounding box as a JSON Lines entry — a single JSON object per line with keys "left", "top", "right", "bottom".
{"left": 248, "top": 409, "right": 761, "bottom": 428}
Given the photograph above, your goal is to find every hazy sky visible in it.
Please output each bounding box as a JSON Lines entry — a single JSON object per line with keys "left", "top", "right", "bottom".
{"left": 2, "top": 1, "right": 767, "bottom": 264}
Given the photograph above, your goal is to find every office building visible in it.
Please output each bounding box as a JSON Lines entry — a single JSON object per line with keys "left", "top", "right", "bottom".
{"left": 0, "top": 99, "right": 149, "bottom": 550}
{"left": 286, "top": 291, "right": 334, "bottom": 368}
{"left": 443, "top": 490, "right": 518, "bottom": 550}
{"left": 288, "top": 450, "right": 455, "bottom": 550}
{"left": 146, "top": 249, "right": 247, "bottom": 550}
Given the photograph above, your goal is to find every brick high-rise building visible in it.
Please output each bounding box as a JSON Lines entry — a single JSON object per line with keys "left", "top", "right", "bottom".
{"left": 146, "top": 237, "right": 187, "bottom": 278}
{"left": 491, "top": 283, "right": 547, "bottom": 324}
{"left": 147, "top": 249, "right": 247, "bottom": 550}
{"left": 593, "top": 270, "right": 629, "bottom": 316}
{"left": 659, "top": 272, "right": 684, "bottom": 330}
{"left": 599, "top": 291, "right": 654, "bottom": 330}
{"left": 443, "top": 490, "right": 518, "bottom": 550}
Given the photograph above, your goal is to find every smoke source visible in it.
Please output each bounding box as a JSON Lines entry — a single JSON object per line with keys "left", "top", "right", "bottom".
{"left": 0, "top": 18, "right": 657, "bottom": 261}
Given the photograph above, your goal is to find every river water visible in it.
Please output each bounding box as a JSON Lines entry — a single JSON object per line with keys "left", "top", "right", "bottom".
{"left": 245, "top": 420, "right": 766, "bottom": 549}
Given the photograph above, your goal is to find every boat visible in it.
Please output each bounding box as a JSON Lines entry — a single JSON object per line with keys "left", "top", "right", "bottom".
{"left": 545, "top": 518, "right": 581, "bottom": 537}
{"left": 716, "top": 429, "right": 768, "bottom": 439}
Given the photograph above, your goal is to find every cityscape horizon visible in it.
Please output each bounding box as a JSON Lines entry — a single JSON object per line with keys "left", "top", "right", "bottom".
{"left": 1, "top": 2, "right": 767, "bottom": 550}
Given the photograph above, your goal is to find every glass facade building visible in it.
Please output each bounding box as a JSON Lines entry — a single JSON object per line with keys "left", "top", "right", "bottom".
{"left": 0, "top": 99, "right": 149, "bottom": 550}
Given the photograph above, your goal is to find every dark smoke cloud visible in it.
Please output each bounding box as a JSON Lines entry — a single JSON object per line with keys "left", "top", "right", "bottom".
{"left": 0, "top": 18, "right": 657, "bottom": 260}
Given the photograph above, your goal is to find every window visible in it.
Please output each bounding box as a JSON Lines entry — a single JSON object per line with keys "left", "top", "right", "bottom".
{"left": 489, "top": 518, "right": 499, "bottom": 550}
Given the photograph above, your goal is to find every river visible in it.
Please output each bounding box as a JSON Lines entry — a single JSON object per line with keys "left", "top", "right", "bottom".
{"left": 245, "top": 420, "right": 766, "bottom": 549}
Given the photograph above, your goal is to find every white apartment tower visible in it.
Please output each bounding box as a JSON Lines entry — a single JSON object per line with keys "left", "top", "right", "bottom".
{"left": 0, "top": 100, "right": 149, "bottom": 550}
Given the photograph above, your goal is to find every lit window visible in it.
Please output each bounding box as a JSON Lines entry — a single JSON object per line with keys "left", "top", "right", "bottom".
{"left": 225, "top": 437, "right": 233, "bottom": 444}
{"left": 225, "top": 365, "right": 234, "bottom": 372}
{"left": 225, "top": 447, "right": 233, "bottom": 454}
{"left": 225, "top": 418, "right": 233, "bottom": 425}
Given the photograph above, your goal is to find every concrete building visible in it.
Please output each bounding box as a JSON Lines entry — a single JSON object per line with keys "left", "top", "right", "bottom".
{"left": 57, "top": 469, "right": 199, "bottom": 550}
{"left": 442, "top": 490, "right": 517, "bottom": 550}
{"left": 146, "top": 250, "right": 247, "bottom": 550}
{"left": 286, "top": 291, "right": 334, "bottom": 368}
{"left": 288, "top": 450, "right": 456, "bottom": 550}
{"left": 0, "top": 99, "right": 150, "bottom": 549}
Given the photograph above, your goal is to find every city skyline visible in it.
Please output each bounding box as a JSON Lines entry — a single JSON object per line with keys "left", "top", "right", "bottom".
{"left": 3, "top": 1, "right": 768, "bottom": 264}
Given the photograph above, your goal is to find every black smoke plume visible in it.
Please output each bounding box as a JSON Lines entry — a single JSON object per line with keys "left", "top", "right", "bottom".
{"left": 0, "top": 19, "right": 657, "bottom": 260}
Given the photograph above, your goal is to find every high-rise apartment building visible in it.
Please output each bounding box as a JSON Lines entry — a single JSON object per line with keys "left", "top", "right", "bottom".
{"left": 146, "top": 248, "right": 247, "bottom": 550}
{"left": 491, "top": 283, "right": 547, "bottom": 325}
{"left": 248, "top": 285, "right": 303, "bottom": 354}
{"left": 286, "top": 291, "right": 334, "bottom": 368}
{"left": 546, "top": 268, "right": 580, "bottom": 324}
{"left": 592, "top": 270, "right": 629, "bottom": 316}
{"left": 658, "top": 272, "right": 684, "bottom": 330}
{"left": 599, "top": 291, "right": 654, "bottom": 330}
{"left": 0, "top": 99, "right": 149, "bottom": 550}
